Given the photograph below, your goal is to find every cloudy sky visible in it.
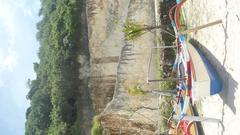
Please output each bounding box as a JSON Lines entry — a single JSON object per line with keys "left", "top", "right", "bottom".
{"left": 0, "top": 0, "right": 40, "bottom": 134}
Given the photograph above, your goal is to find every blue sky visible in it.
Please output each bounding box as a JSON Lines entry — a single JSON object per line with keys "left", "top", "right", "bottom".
{"left": 0, "top": 0, "right": 40, "bottom": 134}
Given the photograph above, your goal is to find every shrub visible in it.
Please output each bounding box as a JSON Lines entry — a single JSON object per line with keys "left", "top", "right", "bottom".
{"left": 91, "top": 116, "right": 103, "bottom": 135}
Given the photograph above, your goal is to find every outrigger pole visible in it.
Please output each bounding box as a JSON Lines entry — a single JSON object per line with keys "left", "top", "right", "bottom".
{"left": 148, "top": 77, "right": 186, "bottom": 82}
{"left": 180, "top": 20, "right": 222, "bottom": 34}
{"left": 176, "top": 115, "right": 222, "bottom": 123}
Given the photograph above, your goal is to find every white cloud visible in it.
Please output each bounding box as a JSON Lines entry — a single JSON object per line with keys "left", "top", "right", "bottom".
{"left": 0, "top": 48, "right": 18, "bottom": 72}
{"left": 0, "top": 1, "right": 17, "bottom": 46}
{"left": 0, "top": 1, "right": 19, "bottom": 72}
{"left": 23, "top": 9, "right": 33, "bottom": 16}
{"left": 2, "top": 50, "right": 17, "bottom": 71}
{"left": 0, "top": 1, "right": 39, "bottom": 134}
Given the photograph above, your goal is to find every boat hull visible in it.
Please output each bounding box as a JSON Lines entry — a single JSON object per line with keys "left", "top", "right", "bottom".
{"left": 188, "top": 43, "right": 222, "bottom": 101}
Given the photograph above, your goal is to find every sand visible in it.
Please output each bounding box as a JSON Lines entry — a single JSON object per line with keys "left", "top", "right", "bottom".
{"left": 183, "top": 0, "right": 240, "bottom": 134}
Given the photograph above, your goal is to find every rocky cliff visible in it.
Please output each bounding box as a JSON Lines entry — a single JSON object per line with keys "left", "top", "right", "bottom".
{"left": 87, "top": 0, "right": 131, "bottom": 114}
{"left": 87, "top": 0, "right": 162, "bottom": 134}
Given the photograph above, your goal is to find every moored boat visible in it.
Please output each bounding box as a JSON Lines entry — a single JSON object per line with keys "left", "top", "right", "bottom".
{"left": 188, "top": 43, "right": 222, "bottom": 102}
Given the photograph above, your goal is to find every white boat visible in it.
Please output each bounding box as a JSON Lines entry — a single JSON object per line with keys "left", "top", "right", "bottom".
{"left": 188, "top": 43, "right": 222, "bottom": 101}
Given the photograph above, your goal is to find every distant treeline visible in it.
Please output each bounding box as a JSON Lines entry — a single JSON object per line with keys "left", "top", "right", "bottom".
{"left": 25, "top": 0, "right": 84, "bottom": 134}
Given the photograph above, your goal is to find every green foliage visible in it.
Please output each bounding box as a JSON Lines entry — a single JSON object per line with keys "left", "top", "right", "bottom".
{"left": 123, "top": 21, "right": 166, "bottom": 41}
{"left": 179, "top": 11, "right": 187, "bottom": 31}
{"left": 159, "top": 70, "right": 175, "bottom": 90}
{"left": 91, "top": 116, "right": 103, "bottom": 135}
{"left": 157, "top": 65, "right": 174, "bottom": 132}
{"left": 155, "top": 16, "right": 176, "bottom": 133}
{"left": 159, "top": 97, "right": 174, "bottom": 132}
{"left": 127, "top": 86, "right": 146, "bottom": 96}
{"left": 25, "top": 0, "right": 84, "bottom": 134}
{"left": 123, "top": 22, "right": 145, "bottom": 41}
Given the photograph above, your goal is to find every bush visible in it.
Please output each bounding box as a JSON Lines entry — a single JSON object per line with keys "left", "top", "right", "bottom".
{"left": 91, "top": 116, "right": 103, "bottom": 135}
{"left": 127, "top": 86, "right": 146, "bottom": 96}
{"left": 123, "top": 22, "right": 145, "bottom": 41}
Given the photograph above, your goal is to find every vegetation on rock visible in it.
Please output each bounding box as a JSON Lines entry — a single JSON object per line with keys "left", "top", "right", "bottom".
{"left": 123, "top": 22, "right": 145, "bottom": 41}
{"left": 123, "top": 21, "right": 170, "bottom": 41}
{"left": 91, "top": 116, "right": 103, "bottom": 135}
{"left": 127, "top": 86, "right": 146, "bottom": 96}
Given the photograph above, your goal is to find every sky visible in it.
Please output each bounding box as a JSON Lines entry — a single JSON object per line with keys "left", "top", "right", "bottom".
{"left": 0, "top": 0, "right": 40, "bottom": 134}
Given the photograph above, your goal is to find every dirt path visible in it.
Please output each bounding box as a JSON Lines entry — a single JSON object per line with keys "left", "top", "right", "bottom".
{"left": 183, "top": 0, "right": 240, "bottom": 134}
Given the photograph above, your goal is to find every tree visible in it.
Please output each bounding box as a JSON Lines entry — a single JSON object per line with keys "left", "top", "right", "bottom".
{"left": 123, "top": 21, "right": 171, "bottom": 40}
{"left": 25, "top": 0, "right": 83, "bottom": 134}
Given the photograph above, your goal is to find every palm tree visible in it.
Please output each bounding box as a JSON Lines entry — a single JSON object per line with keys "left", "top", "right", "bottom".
{"left": 123, "top": 21, "right": 172, "bottom": 41}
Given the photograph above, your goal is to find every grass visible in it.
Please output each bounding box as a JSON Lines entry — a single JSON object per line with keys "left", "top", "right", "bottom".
{"left": 160, "top": 97, "right": 175, "bottom": 132}
{"left": 91, "top": 116, "right": 103, "bottom": 135}
{"left": 127, "top": 86, "right": 147, "bottom": 96}
{"left": 157, "top": 75, "right": 175, "bottom": 132}
{"left": 156, "top": 37, "right": 175, "bottom": 133}
{"left": 155, "top": 2, "right": 181, "bottom": 132}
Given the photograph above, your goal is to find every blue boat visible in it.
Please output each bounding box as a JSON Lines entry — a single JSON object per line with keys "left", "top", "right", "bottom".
{"left": 188, "top": 43, "right": 222, "bottom": 101}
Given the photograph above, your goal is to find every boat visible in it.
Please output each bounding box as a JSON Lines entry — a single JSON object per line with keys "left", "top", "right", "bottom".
{"left": 188, "top": 43, "right": 222, "bottom": 102}
{"left": 165, "top": 0, "right": 223, "bottom": 134}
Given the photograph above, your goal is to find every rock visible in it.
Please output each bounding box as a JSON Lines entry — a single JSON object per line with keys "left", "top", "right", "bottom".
{"left": 98, "top": 0, "right": 161, "bottom": 134}
{"left": 87, "top": 0, "right": 130, "bottom": 114}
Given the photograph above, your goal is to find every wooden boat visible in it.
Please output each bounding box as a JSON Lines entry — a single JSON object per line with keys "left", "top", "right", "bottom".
{"left": 165, "top": 1, "right": 223, "bottom": 134}
{"left": 188, "top": 43, "right": 222, "bottom": 101}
